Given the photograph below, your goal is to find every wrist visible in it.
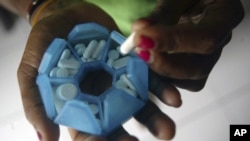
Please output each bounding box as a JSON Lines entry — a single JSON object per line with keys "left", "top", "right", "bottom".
{"left": 29, "top": 0, "right": 57, "bottom": 26}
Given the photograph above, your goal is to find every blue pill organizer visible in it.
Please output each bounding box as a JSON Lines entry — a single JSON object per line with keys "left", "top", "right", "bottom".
{"left": 36, "top": 23, "right": 148, "bottom": 136}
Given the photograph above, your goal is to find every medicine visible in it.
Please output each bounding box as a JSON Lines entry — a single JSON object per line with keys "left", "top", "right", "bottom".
{"left": 76, "top": 46, "right": 86, "bottom": 56}
{"left": 68, "top": 68, "right": 78, "bottom": 76}
{"left": 120, "top": 32, "right": 135, "bottom": 55}
{"left": 92, "top": 40, "right": 106, "bottom": 59}
{"left": 74, "top": 43, "right": 86, "bottom": 56}
{"left": 56, "top": 83, "right": 78, "bottom": 101}
{"left": 121, "top": 87, "right": 137, "bottom": 97}
{"left": 58, "top": 58, "right": 81, "bottom": 69}
{"left": 74, "top": 43, "right": 86, "bottom": 50}
{"left": 56, "top": 68, "right": 69, "bottom": 77}
{"left": 115, "top": 75, "right": 137, "bottom": 97}
{"left": 107, "top": 49, "right": 119, "bottom": 66}
{"left": 113, "top": 56, "right": 130, "bottom": 69}
{"left": 50, "top": 67, "right": 59, "bottom": 77}
{"left": 115, "top": 79, "right": 127, "bottom": 89}
{"left": 60, "top": 49, "right": 71, "bottom": 60}
{"left": 83, "top": 40, "right": 98, "bottom": 59}
{"left": 89, "top": 104, "right": 99, "bottom": 115}
{"left": 120, "top": 74, "right": 136, "bottom": 91}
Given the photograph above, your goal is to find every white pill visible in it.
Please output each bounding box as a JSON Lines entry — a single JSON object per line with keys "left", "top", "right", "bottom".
{"left": 112, "top": 56, "right": 130, "bottom": 69}
{"left": 115, "top": 78, "right": 137, "bottom": 97}
{"left": 58, "top": 58, "right": 80, "bottom": 69}
{"left": 77, "top": 47, "right": 86, "bottom": 56}
{"left": 74, "top": 43, "right": 86, "bottom": 50}
{"left": 56, "top": 83, "right": 78, "bottom": 101}
{"left": 49, "top": 67, "right": 59, "bottom": 77}
{"left": 116, "top": 46, "right": 121, "bottom": 52}
{"left": 120, "top": 74, "right": 136, "bottom": 91}
{"left": 56, "top": 68, "right": 69, "bottom": 77}
{"left": 89, "top": 104, "right": 99, "bottom": 115}
{"left": 107, "top": 49, "right": 119, "bottom": 67}
{"left": 52, "top": 87, "right": 65, "bottom": 113}
{"left": 92, "top": 40, "right": 106, "bottom": 59}
{"left": 60, "top": 49, "right": 71, "bottom": 60}
{"left": 115, "top": 79, "right": 127, "bottom": 89}
{"left": 121, "top": 87, "right": 137, "bottom": 97}
{"left": 108, "top": 49, "right": 119, "bottom": 60}
{"left": 120, "top": 32, "right": 135, "bottom": 55}
{"left": 81, "top": 57, "right": 87, "bottom": 62}
{"left": 68, "top": 68, "right": 78, "bottom": 76}
{"left": 83, "top": 40, "right": 98, "bottom": 59}
{"left": 82, "top": 100, "right": 89, "bottom": 105}
{"left": 75, "top": 43, "right": 86, "bottom": 56}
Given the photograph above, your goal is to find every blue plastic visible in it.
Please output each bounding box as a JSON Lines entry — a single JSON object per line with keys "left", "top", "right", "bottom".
{"left": 36, "top": 22, "right": 148, "bottom": 136}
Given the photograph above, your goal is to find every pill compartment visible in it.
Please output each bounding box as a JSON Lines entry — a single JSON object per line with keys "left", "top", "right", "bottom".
{"left": 50, "top": 79, "right": 79, "bottom": 112}
{"left": 36, "top": 23, "right": 149, "bottom": 136}
{"left": 38, "top": 39, "right": 82, "bottom": 79}
{"left": 67, "top": 23, "right": 110, "bottom": 63}
{"left": 104, "top": 31, "right": 132, "bottom": 71}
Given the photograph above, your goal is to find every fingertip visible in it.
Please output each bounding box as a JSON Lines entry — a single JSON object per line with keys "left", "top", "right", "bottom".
{"left": 162, "top": 86, "right": 182, "bottom": 108}
{"left": 28, "top": 107, "right": 60, "bottom": 141}
{"left": 85, "top": 136, "right": 107, "bottom": 141}
{"left": 148, "top": 112, "right": 176, "bottom": 140}
{"left": 117, "top": 135, "right": 139, "bottom": 141}
{"left": 34, "top": 120, "right": 60, "bottom": 141}
{"left": 132, "top": 17, "right": 156, "bottom": 32}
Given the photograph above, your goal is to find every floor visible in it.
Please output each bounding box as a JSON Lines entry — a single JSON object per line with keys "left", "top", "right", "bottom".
{"left": 0, "top": 1, "right": 249, "bottom": 140}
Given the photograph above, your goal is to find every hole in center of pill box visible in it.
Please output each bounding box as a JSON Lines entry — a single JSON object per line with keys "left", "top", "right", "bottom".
{"left": 79, "top": 69, "right": 112, "bottom": 96}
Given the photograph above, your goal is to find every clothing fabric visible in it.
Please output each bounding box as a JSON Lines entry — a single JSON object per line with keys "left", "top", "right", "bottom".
{"left": 86, "top": 0, "right": 156, "bottom": 36}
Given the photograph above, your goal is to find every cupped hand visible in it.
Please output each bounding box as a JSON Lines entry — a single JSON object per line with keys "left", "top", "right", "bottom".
{"left": 17, "top": 1, "right": 181, "bottom": 141}
{"left": 132, "top": 0, "right": 244, "bottom": 91}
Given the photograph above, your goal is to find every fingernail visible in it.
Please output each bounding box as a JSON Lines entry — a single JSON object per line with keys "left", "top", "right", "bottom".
{"left": 138, "top": 35, "right": 156, "bottom": 50}
{"left": 135, "top": 49, "right": 153, "bottom": 63}
{"left": 37, "top": 131, "right": 42, "bottom": 141}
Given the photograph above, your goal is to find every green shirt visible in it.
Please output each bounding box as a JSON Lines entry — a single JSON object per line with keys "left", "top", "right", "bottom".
{"left": 86, "top": 0, "right": 156, "bottom": 36}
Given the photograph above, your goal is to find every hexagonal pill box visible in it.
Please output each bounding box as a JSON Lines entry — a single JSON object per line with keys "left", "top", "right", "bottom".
{"left": 36, "top": 23, "right": 148, "bottom": 136}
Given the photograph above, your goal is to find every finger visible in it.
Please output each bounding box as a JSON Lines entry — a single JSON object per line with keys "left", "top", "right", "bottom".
{"left": 171, "top": 78, "right": 207, "bottom": 92}
{"left": 134, "top": 101, "right": 176, "bottom": 140}
{"left": 133, "top": 23, "right": 231, "bottom": 55}
{"left": 107, "top": 127, "right": 138, "bottom": 141}
{"left": 133, "top": 1, "right": 243, "bottom": 55}
{"left": 151, "top": 52, "right": 219, "bottom": 80}
{"left": 132, "top": 17, "right": 157, "bottom": 32}
{"left": 17, "top": 64, "right": 60, "bottom": 141}
{"left": 149, "top": 70, "right": 182, "bottom": 107}
{"left": 68, "top": 126, "right": 138, "bottom": 141}
{"left": 68, "top": 128, "right": 107, "bottom": 141}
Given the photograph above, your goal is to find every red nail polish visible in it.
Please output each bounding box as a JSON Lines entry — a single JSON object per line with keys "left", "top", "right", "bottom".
{"left": 138, "top": 35, "right": 155, "bottom": 50}
{"left": 136, "top": 50, "right": 151, "bottom": 62}
{"left": 37, "top": 131, "right": 42, "bottom": 141}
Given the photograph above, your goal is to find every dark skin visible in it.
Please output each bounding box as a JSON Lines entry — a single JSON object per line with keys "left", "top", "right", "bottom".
{"left": 3, "top": 0, "right": 242, "bottom": 140}
{"left": 17, "top": 1, "right": 181, "bottom": 141}
{"left": 133, "top": 0, "right": 244, "bottom": 91}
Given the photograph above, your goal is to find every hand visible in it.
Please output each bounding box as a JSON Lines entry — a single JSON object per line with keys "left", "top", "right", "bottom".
{"left": 132, "top": 0, "right": 244, "bottom": 91}
{"left": 17, "top": 1, "right": 181, "bottom": 141}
